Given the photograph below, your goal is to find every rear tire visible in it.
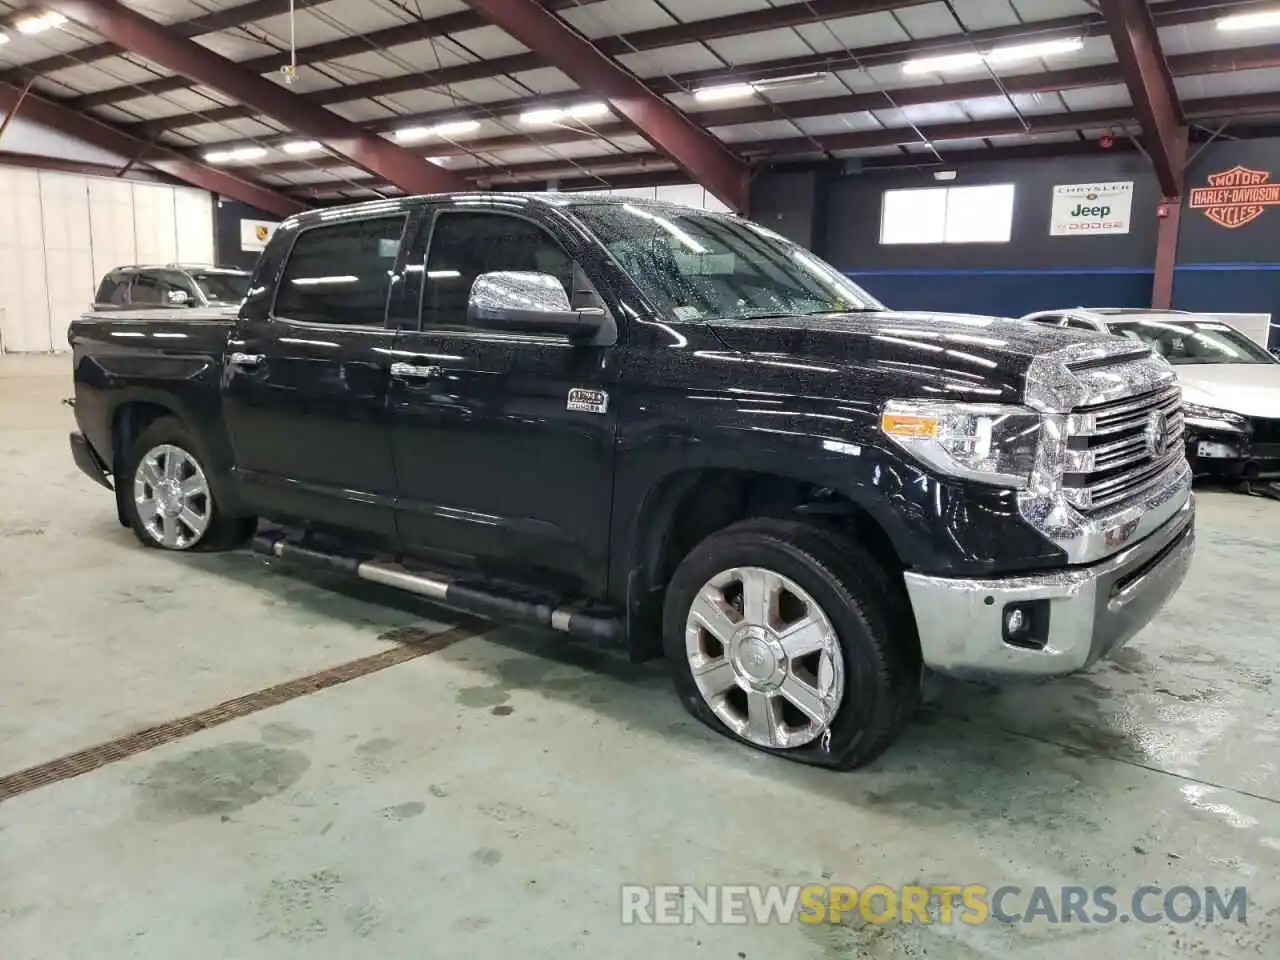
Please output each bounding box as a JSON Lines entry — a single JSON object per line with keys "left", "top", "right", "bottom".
{"left": 663, "top": 518, "right": 919, "bottom": 770}
{"left": 121, "top": 416, "right": 255, "bottom": 552}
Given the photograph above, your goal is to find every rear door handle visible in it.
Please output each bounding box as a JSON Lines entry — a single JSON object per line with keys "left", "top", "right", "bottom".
{"left": 390, "top": 361, "right": 444, "bottom": 380}
{"left": 229, "top": 352, "right": 265, "bottom": 370}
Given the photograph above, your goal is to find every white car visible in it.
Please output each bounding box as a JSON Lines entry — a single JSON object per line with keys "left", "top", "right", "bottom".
{"left": 1021, "top": 308, "right": 1280, "bottom": 481}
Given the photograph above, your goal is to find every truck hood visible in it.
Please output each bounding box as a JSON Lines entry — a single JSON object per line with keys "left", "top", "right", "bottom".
{"left": 706, "top": 310, "right": 1096, "bottom": 404}
{"left": 1175, "top": 363, "right": 1280, "bottom": 418}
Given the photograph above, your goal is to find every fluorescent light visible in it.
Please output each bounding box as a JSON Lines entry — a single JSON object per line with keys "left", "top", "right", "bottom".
{"left": 566, "top": 101, "right": 608, "bottom": 119}
{"left": 427, "top": 270, "right": 461, "bottom": 279}
{"left": 694, "top": 83, "right": 756, "bottom": 102}
{"left": 430, "top": 119, "right": 480, "bottom": 137}
{"left": 1217, "top": 10, "right": 1280, "bottom": 30}
{"left": 520, "top": 107, "right": 565, "bottom": 125}
{"left": 984, "top": 37, "right": 1084, "bottom": 64}
{"left": 205, "top": 146, "right": 266, "bottom": 163}
{"left": 396, "top": 120, "right": 480, "bottom": 142}
{"left": 902, "top": 36, "right": 1082, "bottom": 74}
{"left": 520, "top": 102, "right": 609, "bottom": 125}
{"left": 281, "top": 140, "right": 321, "bottom": 155}
{"left": 751, "top": 71, "right": 829, "bottom": 91}
{"left": 15, "top": 11, "right": 66, "bottom": 34}
{"left": 901, "top": 51, "right": 985, "bottom": 74}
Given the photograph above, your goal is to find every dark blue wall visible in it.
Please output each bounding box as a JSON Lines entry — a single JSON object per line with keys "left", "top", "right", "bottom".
{"left": 1175, "top": 139, "right": 1280, "bottom": 343}
{"left": 849, "top": 268, "right": 1153, "bottom": 319}
{"left": 751, "top": 139, "right": 1280, "bottom": 323}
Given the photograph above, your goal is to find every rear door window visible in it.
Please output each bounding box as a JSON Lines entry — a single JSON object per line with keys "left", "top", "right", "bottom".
{"left": 130, "top": 274, "right": 164, "bottom": 305}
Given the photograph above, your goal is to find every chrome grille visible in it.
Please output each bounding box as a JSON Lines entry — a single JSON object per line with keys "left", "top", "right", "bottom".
{"left": 1063, "top": 383, "right": 1184, "bottom": 512}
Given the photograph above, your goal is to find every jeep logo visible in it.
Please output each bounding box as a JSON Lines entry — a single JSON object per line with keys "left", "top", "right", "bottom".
{"left": 1070, "top": 203, "right": 1112, "bottom": 218}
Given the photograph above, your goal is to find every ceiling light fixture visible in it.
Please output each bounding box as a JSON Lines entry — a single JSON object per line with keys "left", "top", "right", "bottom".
{"left": 519, "top": 101, "right": 609, "bottom": 125}
{"left": 901, "top": 37, "right": 1082, "bottom": 74}
{"left": 751, "top": 71, "right": 830, "bottom": 91}
{"left": 430, "top": 119, "right": 481, "bottom": 137}
{"left": 1216, "top": 10, "right": 1280, "bottom": 30}
{"left": 281, "top": 140, "right": 321, "bottom": 155}
{"left": 204, "top": 146, "right": 267, "bottom": 163}
{"left": 694, "top": 82, "right": 756, "bottom": 103}
{"left": 983, "top": 37, "right": 1084, "bottom": 64}
{"left": 397, "top": 120, "right": 481, "bottom": 141}
{"left": 693, "top": 72, "right": 830, "bottom": 102}
{"left": 15, "top": 11, "right": 66, "bottom": 34}
{"left": 0, "top": 33, "right": 9, "bottom": 45}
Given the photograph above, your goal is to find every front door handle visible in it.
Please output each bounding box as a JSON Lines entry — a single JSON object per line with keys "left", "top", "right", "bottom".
{"left": 229, "top": 352, "right": 265, "bottom": 370}
{"left": 390, "top": 361, "right": 444, "bottom": 380}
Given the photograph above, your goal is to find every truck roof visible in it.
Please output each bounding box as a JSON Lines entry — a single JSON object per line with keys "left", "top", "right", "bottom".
{"left": 285, "top": 191, "right": 731, "bottom": 229}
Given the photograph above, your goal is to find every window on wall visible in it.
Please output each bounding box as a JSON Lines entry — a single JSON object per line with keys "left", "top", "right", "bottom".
{"left": 880, "top": 184, "right": 1016, "bottom": 245}
{"left": 273, "top": 214, "right": 408, "bottom": 326}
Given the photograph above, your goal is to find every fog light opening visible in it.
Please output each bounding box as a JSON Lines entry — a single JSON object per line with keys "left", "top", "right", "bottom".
{"left": 1002, "top": 599, "right": 1050, "bottom": 650}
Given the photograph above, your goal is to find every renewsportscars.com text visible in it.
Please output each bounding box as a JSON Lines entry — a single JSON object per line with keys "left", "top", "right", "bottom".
{"left": 620, "top": 884, "right": 1248, "bottom": 926}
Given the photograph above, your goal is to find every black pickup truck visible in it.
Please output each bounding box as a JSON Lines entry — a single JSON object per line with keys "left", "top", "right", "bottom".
{"left": 68, "top": 193, "right": 1195, "bottom": 768}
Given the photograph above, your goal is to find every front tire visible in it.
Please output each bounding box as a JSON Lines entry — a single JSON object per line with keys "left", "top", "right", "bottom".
{"left": 663, "top": 518, "right": 918, "bottom": 770}
{"left": 122, "top": 416, "right": 254, "bottom": 552}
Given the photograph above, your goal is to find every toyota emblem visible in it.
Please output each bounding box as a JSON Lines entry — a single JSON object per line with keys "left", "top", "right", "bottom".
{"left": 1145, "top": 411, "right": 1170, "bottom": 457}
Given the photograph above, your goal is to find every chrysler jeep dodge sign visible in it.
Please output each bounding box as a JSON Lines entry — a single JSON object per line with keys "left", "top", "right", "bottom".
{"left": 1049, "top": 182, "right": 1134, "bottom": 236}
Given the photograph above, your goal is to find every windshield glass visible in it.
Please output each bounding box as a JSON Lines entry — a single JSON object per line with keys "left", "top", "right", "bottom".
{"left": 1108, "top": 319, "right": 1275, "bottom": 365}
{"left": 192, "top": 271, "right": 250, "bottom": 302}
{"left": 571, "top": 202, "right": 883, "bottom": 322}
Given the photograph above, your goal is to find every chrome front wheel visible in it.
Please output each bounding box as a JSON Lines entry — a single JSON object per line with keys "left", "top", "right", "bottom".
{"left": 684, "top": 565, "right": 845, "bottom": 750}
{"left": 132, "top": 443, "right": 212, "bottom": 550}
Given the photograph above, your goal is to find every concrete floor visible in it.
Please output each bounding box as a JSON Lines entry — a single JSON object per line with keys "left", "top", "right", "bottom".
{"left": 1, "top": 353, "right": 1277, "bottom": 959}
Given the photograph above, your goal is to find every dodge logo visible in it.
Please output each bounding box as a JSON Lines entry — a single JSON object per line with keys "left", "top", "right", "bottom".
{"left": 1145, "top": 412, "right": 1170, "bottom": 458}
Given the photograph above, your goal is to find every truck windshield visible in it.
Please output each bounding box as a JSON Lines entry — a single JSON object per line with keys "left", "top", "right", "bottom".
{"left": 571, "top": 202, "right": 883, "bottom": 323}
{"left": 192, "top": 272, "right": 250, "bottom": 302}
{"left": 1108, "top": 319, "right": 1276, "bottom": 365}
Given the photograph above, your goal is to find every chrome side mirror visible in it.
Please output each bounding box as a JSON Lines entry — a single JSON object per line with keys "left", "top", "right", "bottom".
{"left": 167, "top": 289, "right": 191, "bottom": 306}
{"left": 466, "top": 270, "right": 608, "bottom": 341}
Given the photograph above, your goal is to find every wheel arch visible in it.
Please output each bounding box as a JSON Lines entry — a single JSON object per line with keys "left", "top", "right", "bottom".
{"left": 621, "top": 466, "right": 905, "bottom": 660}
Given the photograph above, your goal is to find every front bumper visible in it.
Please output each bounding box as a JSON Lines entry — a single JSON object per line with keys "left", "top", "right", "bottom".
{"left": 70, "top": 431, "right": 113, "bottom": 490}
{"left": 1186, "top": 427, "right": 1280, "bottom": 480}
{"left": 903, "top": 495, "right": 1194, "bottom": 679}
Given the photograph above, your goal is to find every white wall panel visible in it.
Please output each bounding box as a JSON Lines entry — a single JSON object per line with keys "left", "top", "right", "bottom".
{"left": 0, "top": 164, "right": 215, "bottom": 352}
{"left": 88, "top": 179, "right": 137, "bottom": 286}
{"left": 39, "top": 172, "right": 96, "bottom": 351}
{"left": 133, "top": 183, "right": 179, "bottom": 265}
{"left": 175, "top": 188, "right": 215, "bottom": 263}
{"left": 0, "top": 168, "right": 51, "bottom": 352}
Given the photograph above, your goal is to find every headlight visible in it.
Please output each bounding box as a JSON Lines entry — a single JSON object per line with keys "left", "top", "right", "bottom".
{"left": 1183, "top": 402, "right": 1249, "bottom": 433}
{"left": 880, "top": 400, "right": 1042, "bottom": 488}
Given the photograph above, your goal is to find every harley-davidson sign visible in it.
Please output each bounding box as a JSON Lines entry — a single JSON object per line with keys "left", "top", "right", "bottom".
{"left": 1188, "top": 165, "right": 1280, "bottom": 229}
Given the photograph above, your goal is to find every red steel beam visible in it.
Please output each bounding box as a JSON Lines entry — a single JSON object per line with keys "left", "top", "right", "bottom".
{"left": 67, "top": 0, "right": 582, "bottom": 110}
{"left": 1098, "top": 0, "right": 1186, "bottom": 197}
{"left": 242, "top": 39, "right": 1280, "bottom": 177}
{"left": 44, "top": 0, "right": 472, "bottom": 197}
{"left": 140, "top": 0, "right": 1280, "bottom": 148}
{"left": 460, "top": 0, "right": 750, "bottom": 211}
{"left": 2, "top": 0, "right": 329, "bottom": 84}
{"left": 72, "top": 0, "right": 917, "bottom": 115}
{"left": 0, "top": 82, "right": 305, "bottom": 218}
{"left": 0, "top": 149, "right": 178, "bottom": 184}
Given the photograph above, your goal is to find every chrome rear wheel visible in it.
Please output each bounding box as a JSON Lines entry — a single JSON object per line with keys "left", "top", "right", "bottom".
{"left": 132, "top": 443, "right": 211, "bottom": 550}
